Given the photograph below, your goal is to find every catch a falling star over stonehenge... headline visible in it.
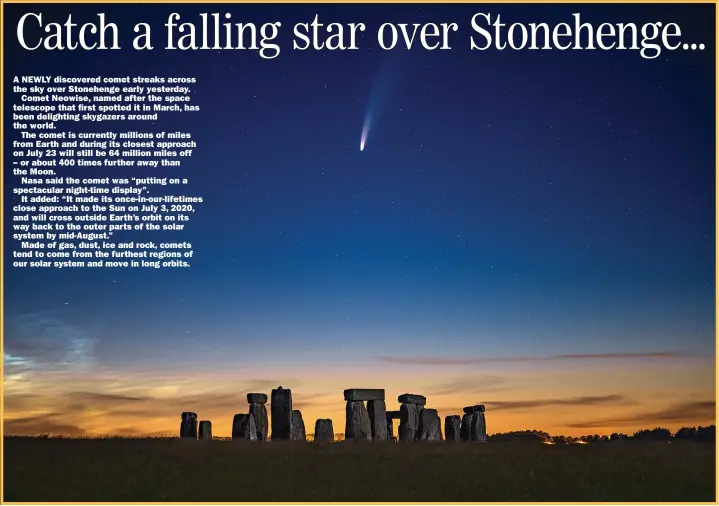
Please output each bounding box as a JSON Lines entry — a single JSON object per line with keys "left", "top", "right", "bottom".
{"left": 15, "top": 12, "right": 708, "bottom": 60}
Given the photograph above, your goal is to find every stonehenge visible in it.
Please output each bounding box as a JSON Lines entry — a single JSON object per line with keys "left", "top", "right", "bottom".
{"left": 445, "top": 415, "right": 461, "bottom": 441}
{"left": 344, "top": 389, "right": 385, "bottom": 402}
{"left": 460, "top": 405, "right": 487, "bottom": 442}
{"left": 248, "top": 393, "right": 268, "bottom": 404}
{"left": 269, "top": 388, "right": 308, "bottom": 441}
{"left": 460, "top": 413, "right": 472, "bottom": 441}
{"left": 398, "top": 394, "right": 425, "bottom": 442}
{"left": 291, "top": 410, "right": 307, "bottom": 441}
{"left": 177, "top": 386, "right": 489, "bottom": 444}
{"left": 232, "top": 413, "right": 257, "bottom": 441}
{"left": 343, "top": 392, "right": 487, "bottom": 444}
{"left": 271, "top": 386, "right": 293, "bottom": 440}
{"left": 340, "top": 390, "right": 453, "bottom": 443}
{"left": 345, "top": 400, "right": 373, "bottom": 441}
{"left": 386, "top": 411, "right": 400, "bottom": 441}
{"left": 398, "top": 394, "right": 426, "bottom": 405}
{"left": 248, "top": 393, "right": 269, "bottom": 441}
{"left": 180, "top": 412, "right": 198, "bottom": 438}
{"left": 344, "top": 389, "right": 385, "bottom": 441}
{"left": 367, "top": 400, "right": 389, "bottom": 441}
{"left": 469, "top": 405, "right": 488, "bottom": 442}
{"left": 417, "top": 409, "right": 442, "bottom": 441}
{"left": 314, "top": 419, "right": 334, "bottom": 442}
{"left": 199, "top": 420, "right": 213, "bottom": 440}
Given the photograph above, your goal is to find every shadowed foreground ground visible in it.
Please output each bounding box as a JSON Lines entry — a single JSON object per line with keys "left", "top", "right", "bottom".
{"left": 4, "top": 438, "right": 715, "bottom": 502}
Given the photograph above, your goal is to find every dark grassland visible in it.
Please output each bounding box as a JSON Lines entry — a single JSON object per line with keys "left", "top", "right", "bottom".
{"left": 3, "top": 437, "right": 715, "bottom": 502}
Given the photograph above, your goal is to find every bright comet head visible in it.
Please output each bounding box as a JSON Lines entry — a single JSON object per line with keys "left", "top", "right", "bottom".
{"left": 360, "top": 113, "right": 371, "bottom": 152}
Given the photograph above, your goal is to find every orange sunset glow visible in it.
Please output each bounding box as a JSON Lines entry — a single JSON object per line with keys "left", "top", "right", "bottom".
{"left": 5, "top": 352, "right": 715, "bottom": 438}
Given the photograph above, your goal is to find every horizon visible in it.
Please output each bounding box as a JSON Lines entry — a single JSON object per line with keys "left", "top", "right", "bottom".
{"left": 5, "top": 425, "right": 717, "bottom": 439}
{"left": 5, "top": 420, "right": 716, "bottom": 440}
{"left": 3, "top": 371, "right": 716, "bottom": 438}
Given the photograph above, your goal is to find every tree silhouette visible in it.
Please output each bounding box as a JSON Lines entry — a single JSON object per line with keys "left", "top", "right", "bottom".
{"left": 696, "top": 425, "right": 715, "bottom": 442}
{"left": 488, "top": 430, "right": 550, "bottom": 442}
{"left": 632, "top": 427, "right": 672, "bottom": 441}
{"left": 674, "top": 427, "right": 698, "bottom": 440}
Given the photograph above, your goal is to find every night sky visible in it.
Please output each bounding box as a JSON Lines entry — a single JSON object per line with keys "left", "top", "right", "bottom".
{"left": 3, "top": 2, "right": 716, "bottom": 438}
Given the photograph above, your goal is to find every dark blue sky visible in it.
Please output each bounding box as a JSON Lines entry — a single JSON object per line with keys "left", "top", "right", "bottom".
{"left": 3, "top": 2, "right": 715, "bottom": 437}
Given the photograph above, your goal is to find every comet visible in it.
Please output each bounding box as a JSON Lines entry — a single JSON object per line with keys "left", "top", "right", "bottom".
{"left": 359, "top": 55, "right": 400, "bottom": 152}
{"left": 360, "top": 112, "right": 371, "bottom": 151}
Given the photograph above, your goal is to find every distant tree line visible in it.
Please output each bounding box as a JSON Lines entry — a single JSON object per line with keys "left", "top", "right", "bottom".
{"left": 487, "top": 425, "right": 716, "bottom": 443}
{"left": 6, "top": 426, "right": 715, "bottom": 441}
{"left": 291, "top": 426, "right": 715, "bottom": 443}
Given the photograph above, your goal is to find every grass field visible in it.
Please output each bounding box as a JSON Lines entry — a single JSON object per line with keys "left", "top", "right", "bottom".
{"left": 3, "top": 437, "right": 715, "bottom": 502}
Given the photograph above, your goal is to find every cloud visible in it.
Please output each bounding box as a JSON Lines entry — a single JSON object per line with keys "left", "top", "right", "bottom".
{"left": 375, "top": 351, "right": 691, "bottom": 366}
{"left": 5, "top": 313, "right": 99, "bottom": 373}
{"left": 423, "top": 375, "right": 510, "bottom": 396}
{"left": 4, "top": 353, "right": 38, "bottom": 376}
{"left": 242, "top": 379, "right": 296, "bottom": 392}
{"left": 74, "top": 390, "right": 259, "bottom": 417}
{"left": 3, "top": 382, "right": 328, "bottom": 436}
{"left": 483, "top": 394, "right": 629, "bottom": 411}
{"left": 292, "top": 392, "right": 336, "bottom": 410}
{"left": 113, "top": 426, "right": 145, "bottom": 436}
{"left": 4, "top": 413, "right": 87, "bottom": 436}
{"left": 70, "top": 392, "right": 151, "bottom": 403}
{"left": 3, "top": 393, "right": 42, "bottom": 412}
{"left": 567, "top": 401, "right": 716, "bottom": 428}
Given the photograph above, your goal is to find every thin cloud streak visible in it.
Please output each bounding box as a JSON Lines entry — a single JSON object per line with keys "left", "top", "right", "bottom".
{"left": 375, "top": 351, "right": 692, "bottom": 366}
{"left": 484, "top": 394, "right": 629, "bottom": 411}
{"left": 423, "top": 375, "right": 510, "bottom": 396}
{"left": 71, "top": 392, "right": 151, "bottom": 403}
{"left": 567, "top": 401, "right": 716, "bottom": 428}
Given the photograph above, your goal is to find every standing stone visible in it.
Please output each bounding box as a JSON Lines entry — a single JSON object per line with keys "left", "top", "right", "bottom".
{"left": 367, "top": 400, "right": 388, "bottom": 441}
{"left": 232, "top": 413, "right": 258, "bottom": 441}
{"left": 386, "top": 415, "right": 394, "bottom": 441}
{"left": 470, "top": 410, "right": 488, "bottom": 442}
{"left": 479, "top": 410, "right": 487, "bottom": 440}
{"left": 198, "top": 420, "right": 212, "bottom": 440}
{"left": 460, "top": 413, "right": 472, "bottom": 441}
{"left": 398, "top": 393, "right": 427, "bottom": 405}
{"left": 314, "top": 419, "right": 334, "bottom": 442}
{"left": 291, "top": 410, "right": 307, "bottom": 441}
{"left": 345, "top": 401, "right": 372, "bottom": 441}
{"left": 398, "top": 403, "right": 421, "bottom": 442}
{"left": 247, "top": 393, "right": 268, "bottom": 404}
{"left": 445, "top": 415, "right": 461, "bottom": 441}
{"left": 344, "top": 389, "right": 385, "bottom": 401}
{"left": 180, "top": 412, "right": 198, "bottom": 439}
{"left": 250, "top": 403, "right": 269, "bottom": 441}
{"left": 417, "top": 409, "right": 442, "bottom": 441}
{"left": 271, "top": 386, "right": 292, "bottom": 441}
